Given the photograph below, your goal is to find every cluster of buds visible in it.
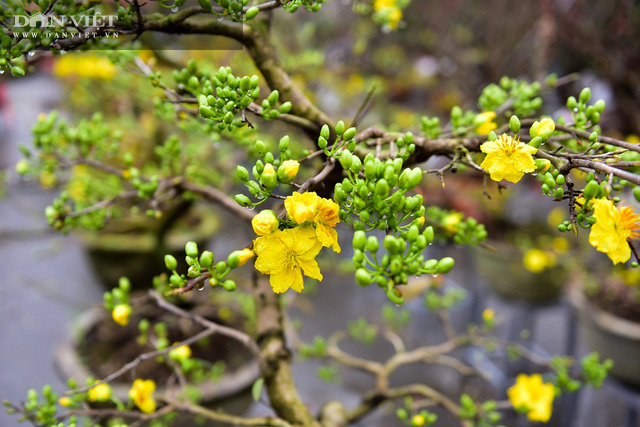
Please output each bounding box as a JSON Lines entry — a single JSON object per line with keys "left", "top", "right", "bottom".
{"left": 235, "top": 136, "right": 300, "bottom": 207}
{"left": 103, "top": 277, "right": 132, "bottom": 326}
{"left": 164, "top": 241, "right": 253, "bottom": 291}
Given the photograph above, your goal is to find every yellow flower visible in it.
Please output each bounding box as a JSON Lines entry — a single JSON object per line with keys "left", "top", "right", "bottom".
{"left": 58, "top": 397, "right": 73, "bottom": 407}
{"left": 442, "top": 212, "right": 463, "bottom": 234}
{"left": 278, "top": 160, "right": 300, "bottom": 184}
{"left": 53, "top": 54, "right": 117, "bottom": 80}
{"left": 411, "top": 414, "right": 426, "bottom": 426}
{"left": 40, "top": 170, "right": 57, "bottom": 189}
{"left": 589, "top": 198, "right": 640, "bottom": 264}
{"left": 523, "top": 249, "right": 556, "bottom": 274}
{"left": 374, "top": 0, "right": 396, "bottom": 11}
{"left": 169, "top": 344, "right": 192, "bottom": 361}
{"left": 237, "top": 248, "right": 255, "bottom": 267}
{"left": 112, "top": 304, "right": 131, "bottom": 326}
{"left": 531, "top": 118, "right": 556, "bottom": 139}
{"left": 254, "top": 226, "right": 323, "bottom": 294}
{"left": 475, "top": 111, "right": 498, "bottom": 135}
{"left": 551, "top": 237, "right": 569, "bottom": 254}
{"left": 508, "top": 374, "right": 555, "bottom": 422}
{"left": 87, "top": 382, "right": 112, "bottom": 403}
{"left": 386, "top": 7, "right": 402, "bottom": 29}
{"left": 482, "top": 308, "right": 495, "bottom": 321}
{"left": 285, "top": 192, "right": 319, "bottom": 224}
{"left": 480, "top": 134, "right": 537, "bottom": 183}
{"left": 314, "top": 198, "right": 341, "bottom": 253}
{"left": 129, "top": 379, "right": 156, "bottom": 414}
{"left": 252, "top": 210, "right": 279, "bottom": 236}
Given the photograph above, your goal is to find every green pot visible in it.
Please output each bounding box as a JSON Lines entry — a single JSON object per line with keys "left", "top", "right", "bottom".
{"left": 83, "top": 204, "right": 220, "bottom": 290}
{"left": 473, "top": 243, "right": 566, "bottom": 304}
{"left": 570, "top": 289, "right": 640, "bottom": 388}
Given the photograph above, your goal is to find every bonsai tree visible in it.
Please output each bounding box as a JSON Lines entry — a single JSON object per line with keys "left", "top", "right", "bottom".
{"left": 3, "top": 0, "right": 637, "bottom": 425}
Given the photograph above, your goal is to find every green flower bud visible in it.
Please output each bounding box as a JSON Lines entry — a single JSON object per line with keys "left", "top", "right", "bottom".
{"left": 355, "top": 268, "right": 372, "bottom": 286}
{"left": 279, "top": 102, "right": 292, "bottom": 114}
{"left": 255, "top": 140, "right": 266, "bottom": 156}
{"left": 200, "top": 251, "right": 214, "bottom": 268}
{"left": 567, "top": 96, "right": 577, "bottom": 109}
{"left": 351, "top": 156, "right": 362, "bottom": 174}
{"left": 227, "top": 252, "right": 240, "bottom": 269}
{"left": 164, "top": 255, "right": 178, "bottom": 271}
{"left": 633, "top": 187, "right": 640, "bottom": 203}
{"left": 579, "top": 87, "right": 591, "bottom": 104}
{"left": 222, "top": 280, "right": 237, "bottom": 291}
{"left": 15, "top": 160, "right": 29, "bottom": 175}
{"left": 235, "top": 194, "right": 252, "bottom": 207}
{"left": 509, "top": 115, "right": 521, "bottom": 133}
{"left": 366, "top": 236, "right": 379, "bottom": 252}
{"left": 236, "top": 165, "right": 249, "bottom": 182}
{"left": 318, "top": 136, "right": 328, "bottom": 150}
{"left": 335, "top": 120, "right": 345, "bottom": 135}
{"left": 244, "top": 6, "right": 259, "bottom": 20}
{"left": 375, "top": 179, "right": 390, "bottom": 196}
{"left": 278, "top": 135, "right": 290, "bottom": 152}
{"left": 384, "top": 235, "right": 401, "bottom": 254}
{"left": 407, "top": 167, "right": 423, "bottom": 189}
{"left": 529, "top": 136, "right": 543, "bottom": 148}
{"left": 343, "top": 127, "right": 357, "bottom": 141}
{"left": 386, "top": 286, "right": 404, "bottom": 305}
{"left": 583, "top": 180, "right": 600, "bottom": 200}
{"left": 340, "top": 151, "right": 353, "bottom": 169}
{"left": 435, "top": 257, "right": 455, "bottom": 274}
{"left": 594, "top": 99, "right": 606, "bottom": 113}
{"left": 423, "top": 226, "right": 434, "bottom": 244}
{"left": 185, "top": 241, "right": 199, "bottom": 258}
{"left": 320, "top": 124, "right": 330, "bottom": 139}
{"left": 353, "top": 230, "right": 366, "bottom": 250}
{"left": 267, "top": 90, "right": 279, "bottom": 106}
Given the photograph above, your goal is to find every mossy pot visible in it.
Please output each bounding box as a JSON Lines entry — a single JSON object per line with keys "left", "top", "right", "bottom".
{"left": 570, "top": 289, "right": 640, "bottom": 388}
{"left": 473, "top": 242, "right": 566, "bottom": 304}
{"left": 82, "top": 204, "right": 220, "bottom": 290}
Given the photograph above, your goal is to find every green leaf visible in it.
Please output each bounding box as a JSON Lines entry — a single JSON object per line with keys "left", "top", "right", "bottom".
{"left": 251, "top": 378, "right": 264, "bottom": 401}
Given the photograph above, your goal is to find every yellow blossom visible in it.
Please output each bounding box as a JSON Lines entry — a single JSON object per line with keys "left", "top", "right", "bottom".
{"left": 39, "top": 170, "right": 57, "bottom": 189}
{"left": 285, "top": 192, "right": 319, "bottom": 224}
{"left": 252, "top": 209, "right": 279, "bottom": 236}
{"left": 589, "top": 198, "right": 640, "bottom": 264}
{"left": 314, "top": 198, "right": 341, "bottom": 252}
{"left": 254, "top": 226, "right": 323, "bottom": 293}
{"left": 87, "top": 382, "right": 112, "bottom": 403}
{"left": 523, "top": 249, "right": 556, "bottom": 274}
{"left": 411, "top": 414, "right": 425, "bottom": 426}
{"left": 58, "top": 397, "right": 73, "bottom": 407}
{"left": 112, "top": 304, "right": 131, "bottom": 326}
{"left": 169, "top": 344, "right": 192, "bottom": 361}
{"left": 236, "top": 248, "right": 255, "bottom": 267}
{"left": 373, "top": 0, "right": 402, "bottom": 30}
{"left": 480, "top": 134, "right": 537, "bottom": 183}
{"left": 442, "top": 212, "right": 463, "bottom": 234}
{"left": 129, "top": 379, "right": 156, "bottom": 414}
{"left": 482, "top": 308, "right": 495, "bottom": 321}
{"left": 508, "top": 374, "right": 555, "bottom": 422}
{"left": 53, "top": 54, "right": 117, "bottom": 80}
{"left": 373, "top": 0, "right": 396, "bottom": 10}
{"left": 531, "top": 118, "right": 556, "bottom": 139}
{"left": 551, "top": 237, "right": 569, "bottom": 254}
{"left": 278, "top": 160, "right": 300, "bottom": 183}
{"left": 475, "top": 111, "right": 498, "bottom": 135}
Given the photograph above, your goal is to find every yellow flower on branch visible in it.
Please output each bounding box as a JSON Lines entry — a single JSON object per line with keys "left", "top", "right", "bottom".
{"left": 589, "top": 198, "right": 640, "bottom": 264}
{"left": 508, "top": 374, "right": 555, "bottom": 422}
{"left": 285, "top": 192, "right": 319, "bottom": 224}
{"left": 112, "top": 304, "right": 131, "bottom": 326}
{"left": 475, "top": 111, "right": 498, "bottom": 135}
{"left": 278, "top": 160, "right": 300, "bottom": 184}
{"left": 87, "top": 382, "right": 112, "bottom": 402}
{"left": 236, "top": 248, "right": 255, "bottom": 267}
{"left": 522, "top": 249, "right": 556, "bottom": 273}
{"left": 480, "top": 134, "right": 537, "bottom": 183}
{"left": 254, "top": 226, "right": 323, "bottom": 293}
{"left": 252, "top": 210, "right": 279, "bottom": 236}
{"left": 315, "top": 198, "right": 341, "bottom": 252}
{"left": 129, "top": 379, "right": 156, "bottom": 414}
{"left": 169, "top": 344, "right": 192, "bottom": 361}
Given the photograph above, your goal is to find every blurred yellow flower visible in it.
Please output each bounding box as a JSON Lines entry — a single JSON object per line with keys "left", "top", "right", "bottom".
{"left": 112, "top": 304, "right": 131, "bottom": 326}
{"left": 53, "top": 54, "right": 117, "bottom": 80}
{"left": 508, "top": 374, "right": 555, "bottom": 422}
{"left": 411, "top": 414, "right": 426, "bottom": 426}
{"left": 480, "top": 134, "right": 537, "bottom": 183}
{"left": 169, "top": 344, "right": 192, "bottom": 361}
{"left": 58, "top": 397, "right": 72, "bottom": 407}
{"left": 475, "top": 111, "right": 498, "bottom": 135}
{"left": 523, "top": 249, "right": 556, "bottom": 273}
{"left": 252, "top": 210, "right": 279, "bottom": 236}
{"left": 87, "top": 382, "right": 112, "bottom": 403}
{"left": 551, "top": 237, "right": 569, "bottom": 254}
{"left": 589, "top": 198, "right": 640, "bottom": 264}
{"left": 254, "top": 226, "right": 323, "bottom": 293}
{"left": 129, "top": 379, "right": 156, "bottom": 414}
{"left": 482, "top": 308, "right": 495, "bottom": 321}
{"left": 442, "top": 212, "right": 463, "bottom": 234}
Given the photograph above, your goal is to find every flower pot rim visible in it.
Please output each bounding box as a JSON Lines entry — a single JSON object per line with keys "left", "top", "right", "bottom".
{"left": 568, "top": 287, "right": 640, "bottom": 341}
{"left": 54, "top": 305, "right": 259, "bottom": 402}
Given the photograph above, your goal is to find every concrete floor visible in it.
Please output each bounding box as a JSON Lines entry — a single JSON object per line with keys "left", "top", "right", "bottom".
{"left": 1, "top": 74, "right": 638, "bottom": 426}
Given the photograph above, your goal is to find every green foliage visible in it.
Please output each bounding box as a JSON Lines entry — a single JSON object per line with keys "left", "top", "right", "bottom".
{"left": 348, "top": 317, "right": 378, "bottom": 344}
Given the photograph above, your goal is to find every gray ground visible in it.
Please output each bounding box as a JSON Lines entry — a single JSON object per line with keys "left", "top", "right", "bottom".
{"left": 1, "top": 74, "right": 638, "bottom": 426}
